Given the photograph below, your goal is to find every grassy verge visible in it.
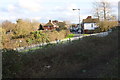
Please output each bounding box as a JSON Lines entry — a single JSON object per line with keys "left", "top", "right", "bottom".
{"left": 65, "top": 34, "right": 75, "bottom": 38}
{"left": 82, "top": 34, "right": 90, "bottom": 36}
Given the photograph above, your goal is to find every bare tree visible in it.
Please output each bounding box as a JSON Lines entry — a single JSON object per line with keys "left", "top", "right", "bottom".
{"left": 92, "top": 0, "right": 112, "bottom": 20}
{"left": 92, "top": 1, "right": 101, "bottom": 20}
{"left": 101, "top": 0, "right": 111, "bottom": 20}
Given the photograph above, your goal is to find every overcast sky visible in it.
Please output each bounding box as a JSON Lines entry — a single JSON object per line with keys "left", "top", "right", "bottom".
{"left": 0, "top": 0, "right": 119, "bottom": 23}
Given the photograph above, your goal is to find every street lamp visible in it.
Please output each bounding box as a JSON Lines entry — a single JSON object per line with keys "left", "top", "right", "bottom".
{"left": 73, "top": 9, "right": 81, "bottom": 28}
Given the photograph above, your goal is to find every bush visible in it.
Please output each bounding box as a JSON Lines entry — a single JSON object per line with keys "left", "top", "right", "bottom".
{"left": 93, "top": 27, "right": 101, "bottom": 33}
{"left": 26, "top": 31, "right": 50, "bottom": 44}
{"left": 97, "top": 20, "right": 118, "bottom": 32}
{"left": 26, "top": 38, "right": 33, "bottom": 44}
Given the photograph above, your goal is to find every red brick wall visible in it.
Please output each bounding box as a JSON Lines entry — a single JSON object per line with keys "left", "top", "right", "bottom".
{"left": 44, "top": 26, "right": 55, "bottom": 30}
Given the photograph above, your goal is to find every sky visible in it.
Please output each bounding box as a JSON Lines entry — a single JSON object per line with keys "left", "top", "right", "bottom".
{"left": 0, "top": 0, "right": 119, "bottom": 23}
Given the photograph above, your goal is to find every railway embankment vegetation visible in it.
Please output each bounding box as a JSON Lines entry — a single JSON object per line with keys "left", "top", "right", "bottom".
{"left": 2, "top": 26, "right": 119, "bottom": 78}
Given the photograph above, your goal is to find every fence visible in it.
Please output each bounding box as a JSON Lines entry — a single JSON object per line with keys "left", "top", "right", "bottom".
{"left": 13, "top": 31, "right": 110, "bottom": 52}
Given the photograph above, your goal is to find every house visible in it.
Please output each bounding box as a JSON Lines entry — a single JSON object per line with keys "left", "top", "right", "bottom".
{"left": 44, "top": 20, "right": 67, "bottom": 30}
{"left": 44, "top": 20, "right": 59, "bottom": 30}
{"left": 52, "top": 20, "right": 67, "bottom": 29}
{"left": 82, "top": 16, "right": 99, "bottom": 33}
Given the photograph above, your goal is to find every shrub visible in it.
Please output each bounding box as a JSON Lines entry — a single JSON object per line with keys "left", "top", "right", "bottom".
{"left": 26, "top": 31, "right": 50, "bottom": 44}
{"left": 97, "top": 20, "right": 118, "bottom": 32}
{"left": 26, "top": 38, "right": 33, "bottom": 44}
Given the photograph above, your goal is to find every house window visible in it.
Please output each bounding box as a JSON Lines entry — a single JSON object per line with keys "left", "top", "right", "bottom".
{"left": 91, "top": 24, "right": 93, "bottom": 27}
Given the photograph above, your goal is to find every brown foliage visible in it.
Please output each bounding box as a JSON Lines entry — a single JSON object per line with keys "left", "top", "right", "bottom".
{"left": 47, "top": 30, "right": 70, "bottom": 41}
{"left": 2, "top": 20, "right": 16, "bottom": 32}
{"left": 97, "top": 20, "right": 118, "bottom": 31}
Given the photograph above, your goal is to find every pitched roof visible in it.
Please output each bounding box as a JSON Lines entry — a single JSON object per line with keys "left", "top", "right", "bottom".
{"left": 56, "top": 22, "right": 66, "bottom": 27}
{"left": 83, "top": 16, "right": 99, "bottom": 23}
{"left": 52, "top": 20, "right": 65, "bottom": 25}
{"left": 44, "top": 20, "right": 60, "bottom": 28}
{"left": 44, "top": 20, "right": 54, "bottom": 26}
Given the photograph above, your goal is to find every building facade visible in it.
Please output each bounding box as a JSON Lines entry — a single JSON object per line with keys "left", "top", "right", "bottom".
{"left": 82, "top": 16, "right": 99, "bottom": 33}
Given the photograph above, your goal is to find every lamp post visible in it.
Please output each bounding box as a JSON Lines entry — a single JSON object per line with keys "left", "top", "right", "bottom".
{"left": 73, "top": 9, "right": 81, "bottom": 28}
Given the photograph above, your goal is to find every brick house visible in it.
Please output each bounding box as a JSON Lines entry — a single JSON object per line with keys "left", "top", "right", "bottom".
{"left": 44, "top": 20, "right": 59, "bottom": 30}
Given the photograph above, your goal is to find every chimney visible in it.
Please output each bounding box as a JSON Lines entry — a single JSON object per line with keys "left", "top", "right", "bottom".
{"left": 86, "top": 16, "right": 92, "bottom": 19}
{"left": 49, "top": 20, "right": 51, "bottom": 22}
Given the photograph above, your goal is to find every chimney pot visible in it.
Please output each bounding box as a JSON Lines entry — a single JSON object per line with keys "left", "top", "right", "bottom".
{"left": 87, "top": 16, "right": 92, "bottom": 19}
{"left": 49, "top": 20, "right": 51, "bottom": 22}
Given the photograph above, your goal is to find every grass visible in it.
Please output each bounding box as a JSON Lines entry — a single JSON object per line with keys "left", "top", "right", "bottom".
{"left": 82, "top": 34, "right": 90, "bottom": 36}
{"left": 2, "top": 26, "right": 119, "bottom": 78}
{"left": 21, "top": 47, "right": 41, "bottom": 53}
{"left": 65, "top": 34, "right": 75, "bottom": 38}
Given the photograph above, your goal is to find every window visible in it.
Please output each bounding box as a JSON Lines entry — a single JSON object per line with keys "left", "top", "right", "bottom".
{"left": 91, "top": 24, "right": 93, "bottom": 27}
